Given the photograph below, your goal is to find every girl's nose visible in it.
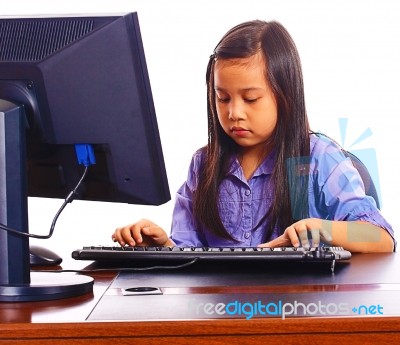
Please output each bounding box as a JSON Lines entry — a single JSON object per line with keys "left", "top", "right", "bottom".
{"left": 228, "top": 101, "right": 245, "bottom": 121}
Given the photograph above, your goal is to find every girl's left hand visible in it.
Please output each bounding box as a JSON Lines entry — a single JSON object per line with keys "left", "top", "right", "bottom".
{"left": 258, "top": 218, "right": 333, "bottom": 248}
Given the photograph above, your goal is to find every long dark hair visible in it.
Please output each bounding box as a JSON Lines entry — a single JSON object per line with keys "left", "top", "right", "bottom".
{"left": 193, "top": 20, "right": 310, "bottom": 241}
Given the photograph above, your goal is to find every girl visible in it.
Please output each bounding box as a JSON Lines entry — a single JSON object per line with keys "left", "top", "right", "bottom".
{"left": 112, "top": 20, "right": 395, "bottom": 252}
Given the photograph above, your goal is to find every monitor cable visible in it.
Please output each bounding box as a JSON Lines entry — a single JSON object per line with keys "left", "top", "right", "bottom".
{"left": 0, "top": 165, "right": 89, "bottom": 239}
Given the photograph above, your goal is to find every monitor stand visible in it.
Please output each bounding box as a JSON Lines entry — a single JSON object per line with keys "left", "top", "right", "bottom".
{"left": 0, "top": 272, "right": 94, "bottom": 302}
{"left": 0, "top": 100, "right": 93, "bottom": 302}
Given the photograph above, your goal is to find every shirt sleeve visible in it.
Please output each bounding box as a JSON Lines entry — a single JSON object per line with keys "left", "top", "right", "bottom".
{"left": 169, "top": 151, "right": 208, "bottom": 247}
{"left": 309, "top": 137, "right": 395, "bottom": 241}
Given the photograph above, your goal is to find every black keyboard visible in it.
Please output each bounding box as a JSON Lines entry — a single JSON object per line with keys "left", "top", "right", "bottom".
{"left": 72, "top": 245, "right": 351, "bottom": 263}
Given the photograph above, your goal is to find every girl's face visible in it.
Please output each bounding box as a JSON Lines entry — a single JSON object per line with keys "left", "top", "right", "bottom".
{"left": 214, "top": 52, "right": 278, "bottom": 156}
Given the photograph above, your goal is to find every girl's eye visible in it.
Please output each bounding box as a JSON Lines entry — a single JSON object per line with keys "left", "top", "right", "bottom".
{"left": 244, "top": 98, "right": 258, "bottom": 103}
{"left": 216, "top": 96, "right": 230, "bottom": 103}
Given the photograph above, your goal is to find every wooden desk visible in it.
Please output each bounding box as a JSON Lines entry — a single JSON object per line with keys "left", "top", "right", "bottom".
{"left": 1, "top": 253, "right": 400, "bottom": 344}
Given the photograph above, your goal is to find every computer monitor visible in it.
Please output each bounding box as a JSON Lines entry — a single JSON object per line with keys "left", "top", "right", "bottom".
{"left": 0, "top": 12, "right": 171, "bottom": 301}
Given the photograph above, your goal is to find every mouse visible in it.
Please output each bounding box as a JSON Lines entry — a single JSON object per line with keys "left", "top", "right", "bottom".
{"left": 30, "top": 245, "right": 63, "bottom": 266}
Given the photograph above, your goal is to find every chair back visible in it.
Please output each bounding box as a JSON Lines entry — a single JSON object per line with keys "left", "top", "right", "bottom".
{"left": 342, "top": 150, "right": 380, "bottom": 209}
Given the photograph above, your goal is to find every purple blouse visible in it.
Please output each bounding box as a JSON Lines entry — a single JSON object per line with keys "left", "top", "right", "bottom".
{"left": 170, "top": 134, "right": 394, "bottom": 247}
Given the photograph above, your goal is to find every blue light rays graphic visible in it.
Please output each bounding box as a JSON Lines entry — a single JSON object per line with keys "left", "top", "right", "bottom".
{"left": 339, "top": 118, "right": 348, "bottom": 147}
{"left": 337, "top": 118, "right": 382, "bottom": 207}
{"left": 349, "top": 127, "right": 373, "bottom": 148}
{"left": 339, "top": 117, "right": 373, "bottom": 148}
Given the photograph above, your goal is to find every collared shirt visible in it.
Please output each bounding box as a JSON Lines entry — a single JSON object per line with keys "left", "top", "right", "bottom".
{"left": 170, "top": 134, "right": 394, "bottom": 247}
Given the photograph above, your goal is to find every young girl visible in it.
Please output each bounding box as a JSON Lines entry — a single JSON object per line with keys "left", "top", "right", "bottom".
{"left": 112, "top": 20, "right": 395, "bottom": 252}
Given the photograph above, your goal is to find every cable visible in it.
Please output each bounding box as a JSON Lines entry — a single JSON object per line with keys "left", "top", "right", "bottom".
{"left": 0, "top": 166, "right": 89, "bottom": 239}
{"left": 33, "top": 258, "right": 199, "bottom": 273}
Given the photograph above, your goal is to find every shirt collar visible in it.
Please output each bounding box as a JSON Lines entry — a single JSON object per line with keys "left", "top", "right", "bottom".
{"left": 228, "top": 150, "right": 275, "bottom": 178}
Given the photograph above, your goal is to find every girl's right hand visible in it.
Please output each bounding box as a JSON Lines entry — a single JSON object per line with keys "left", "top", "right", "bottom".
{"left": 111, "top": 219, "right": 174, "bottom": 247}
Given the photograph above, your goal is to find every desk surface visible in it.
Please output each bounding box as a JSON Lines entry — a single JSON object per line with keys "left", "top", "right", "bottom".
{"left": 1, "top": 253, "right": 400, "bottom": 344}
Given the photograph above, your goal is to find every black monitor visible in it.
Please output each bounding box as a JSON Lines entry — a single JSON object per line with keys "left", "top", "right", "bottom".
{"left": 0, "top": 12, "right": 170, "bottom": 301}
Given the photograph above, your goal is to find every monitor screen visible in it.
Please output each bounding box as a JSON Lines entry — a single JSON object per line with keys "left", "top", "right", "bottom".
{"left": 0, "top": 12, "right": 170, "bottom": 301}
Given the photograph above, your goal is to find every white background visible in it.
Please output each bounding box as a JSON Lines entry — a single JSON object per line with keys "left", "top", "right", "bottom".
{"left": 2, "top": 0, "right": 399, "bottom": 258}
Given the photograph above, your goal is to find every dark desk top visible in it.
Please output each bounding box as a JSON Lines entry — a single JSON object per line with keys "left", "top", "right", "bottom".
{"left": 86, "top": 252, "right": 400, "bottom": 321}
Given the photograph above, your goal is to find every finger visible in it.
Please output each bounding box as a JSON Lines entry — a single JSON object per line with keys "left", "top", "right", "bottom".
{"left": 142, "top": 225, "right": 163, "bottom": 237}
{"left": 258, "top": 241, "right": 272, "bottom": 248}
{"left": 286, "top": 226, "right": 302, "bottom": 247}
{"left": 258, "top": 235, "right": 291, "bottom": 248}
{"left": 320, "top": 228, "right": 332, "bottom": 243}
{"left": 141, "top": 226, "right": 154, "bottom": 237}
{"left": 119, "top": 225, "right": 144, "bottom": 247}
{"left": 126, "top": 225, "right": 147, "bottom": 246}
{"left": 133, "top": 228, "right": 143, "bottom": 244}
{"left": 142, "top": 226, "right": 169, "bottom": 246}
{"left": 113, "top": 227, "right": 128, "bottom": 247}
{"left": 290, "top": 222, "right": 310, "bottom": 248}
{"left": 310, "top": 228, "right": 320, "bottom": 247}
{"left": 133, "top": 220, "right": 159, "bottom": 244}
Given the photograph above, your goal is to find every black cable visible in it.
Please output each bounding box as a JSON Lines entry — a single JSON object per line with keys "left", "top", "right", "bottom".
{"left": 0, "top": 166, "right": 89, "bottom": 239}
{"left": 33, "top": 258, "right": 199, "bottom": 273}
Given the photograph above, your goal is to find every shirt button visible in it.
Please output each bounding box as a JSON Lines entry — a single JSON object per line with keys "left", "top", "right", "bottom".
{"left": 244, "top": 232, "right": 250, "bottom": 239}
{"left": 245, "top": 190, "right": 251, "bottom": 196}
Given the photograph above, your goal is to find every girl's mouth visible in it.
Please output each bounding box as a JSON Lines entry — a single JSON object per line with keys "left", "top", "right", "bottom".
{"left": 231, "top": 126, "right": 250, "bottom": 137}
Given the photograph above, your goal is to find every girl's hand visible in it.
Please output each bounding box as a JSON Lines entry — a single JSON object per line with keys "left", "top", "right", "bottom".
{"left": 111, "top": 219, "right": 174, "bottom": 247}
{"left": 259, "top": 218, "right": 332, "bottom": 248}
